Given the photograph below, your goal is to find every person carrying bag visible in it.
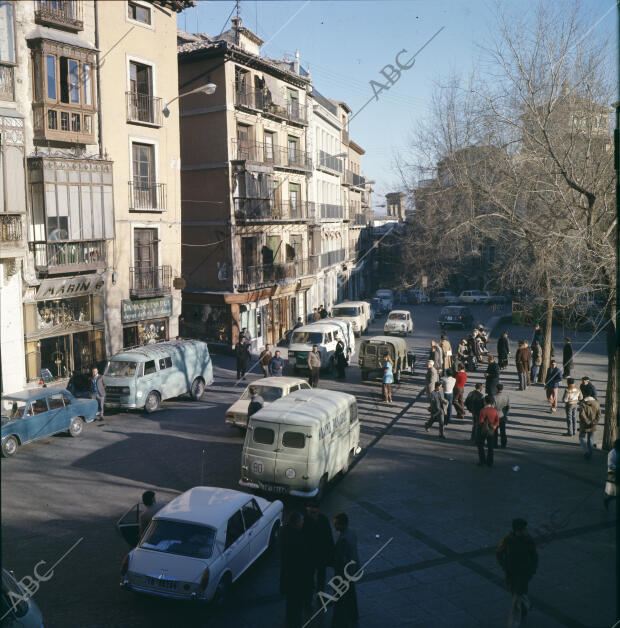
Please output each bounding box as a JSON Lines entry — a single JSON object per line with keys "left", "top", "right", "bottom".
{"left": 477, "top": 396, "right": 499, "bottom": 468}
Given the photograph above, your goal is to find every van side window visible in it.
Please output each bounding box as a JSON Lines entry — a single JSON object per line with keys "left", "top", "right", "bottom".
{"left": 253, "top": 427, "right": 274, "bottom": 445}
{"left": 144, "top": 360, "right": 157, "bottom": 375}
{"left": 282, "top": 432, "right": 305, "bottom": 449}
{"left": 225, "top": 510, "right": 245, "bottom": 549}
{"left": 158, "top": 357, "right": 172, "bottom": 370}
{"left": 350, "top": 402, "right": 358, "bottom": 423}
{"left": 164, "top": 357, "right": 172, "bottom": 368}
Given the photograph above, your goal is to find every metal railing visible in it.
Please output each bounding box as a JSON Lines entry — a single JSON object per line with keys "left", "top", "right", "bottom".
{"left": 320, "top": 248, "right": 346, "bottom": 268}
{"left": 0, "top": 64, "right": 14, "bottom": 101}
{"left": 319, "top": 203, "right": 344, "bottom": 220}
{"left": 130, "top": 265, "right": 172, "bottom": 299}
{"left": 286, "top": 101, "right": 307, "bottom": 124}
{"left": 234, "top": 198, "right": 312, "bottom": 221}
{"left": 231, "top": 140, "right": 312, "bottom": 171}
{"left": 35, "top": 0, "right": 83, "bottom": 30}
{"left": 318, "top": 150, "right": 343, "bottom": 174}
{"left": 0, "top": 215, "right": 23, "bottom": 242}
{"left": 234, "top": 256, "right": 318, "bottom": 291}
{"left": 352, "top": 213, "right": 367, "bottom": 226}
{"left": 129, "top": 180, "right": 166, "bottom": 211}
{"left": 126, "top": 92, "right": 162, "bottom": 126}
{"left": 344, "top": 170, "right": 366, "bottom": 188}
{"left": 30, "top": 240, "right": 106, "bottom": 272}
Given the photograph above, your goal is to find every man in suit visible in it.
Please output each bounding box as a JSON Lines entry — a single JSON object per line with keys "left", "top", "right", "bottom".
{"left": 91, "top": 367, "right": 105, "bottom": 421}
{"left": 331, "top": 513, "right": 360, "bottom": 627}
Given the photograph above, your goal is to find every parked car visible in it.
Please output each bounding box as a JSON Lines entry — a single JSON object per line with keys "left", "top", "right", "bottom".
{"left": 1, "top": 568, "right": 45, "bottom": 627}
{"left": 225, "top": 377, "right": 311, "bottom": 429}
{"left": 331, "top": 301, "right": 371, "bottom": 336}
{"left": 240, "top": 389, "right": 360, "bottom": 499}
{"left": 433, "top": 291, "right": 458, "bottom": 305}
{"left": 104, "top": 339, "right": 213, "bottom": 413}
{"left": 358, "top": 336, "right": 414, "bottom": 383}
{"left": 288, "top": 322, "right": 353, "bottom": 372}
{"left": 438, "top": 306, "right": 474, "bottom": 329}
{"left": 1, "top": 388, "right": 98, "bottom": 457}
{"left": 375, "top": 289, "right": 394, "bottom": 311}
{"left": 408, "top": 289, "right": 430, "bottom": 304}
{"left": 383, "top": 310, "right": 414, "bottom": 336}
{"left": 119, "top": 487, "right": 283, "bottom": 603}
{"left": 458, "top": 290, "right": 492, "bottom": 304}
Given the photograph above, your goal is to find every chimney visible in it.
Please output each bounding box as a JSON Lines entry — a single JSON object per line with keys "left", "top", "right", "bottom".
{"left": 231, "top": 16, "right": 242, "bottom": 44}
{"left": 294, "top": 50, "right": 300, "bottom": 74}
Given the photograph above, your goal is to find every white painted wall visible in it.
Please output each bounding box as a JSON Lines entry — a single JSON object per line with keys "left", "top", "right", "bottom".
{"left": 0, "top": 264, "right": 26, "bottom": 394}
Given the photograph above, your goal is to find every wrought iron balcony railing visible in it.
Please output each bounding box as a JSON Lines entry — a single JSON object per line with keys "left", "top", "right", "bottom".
{"left": 320, "top": 248, "right": 346, "bottom": 268}
{"left": 319, "top": 203, "right": 344, "bottom": 220}
{"left": 352, "top": 213, "right": 367, "bottom": 226}
{"left": 234, "top": 198, "right": 312, "bottom": 222}
{"left": 35, "top": 0, "right": 83, "bottom": 31}
{"left": 234, "top": 256, "right": 318, "bottom": 291}
{"left": 129, "top": 180, "right": 166, "bottom": 211}
{"left": 231, "top": 140, "right": 312, "bottom": 171}
{"left": 126, "top": 92, "right": 162, "bottom": 126}
{"left": 0, "top": 215, "right": 23, "bottom": 243}
{"left": 30, "top": 240, "right": 106, "bottom": 274}
{"left": 233, "top": 87, "right": 308, "bottom": 124}
{"left": 318, "top": 150, "right": 343, "bottom": 174}
{"left": 130, "top": 265, "right": 172, "bottom": 299}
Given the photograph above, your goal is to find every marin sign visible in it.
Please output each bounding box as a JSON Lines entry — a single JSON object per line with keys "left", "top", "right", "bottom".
{"left": 121, "top": 296, "right": 172, "bottom": 323}
{"left": 36, "top": 275, "right": 104, "bottom": 301}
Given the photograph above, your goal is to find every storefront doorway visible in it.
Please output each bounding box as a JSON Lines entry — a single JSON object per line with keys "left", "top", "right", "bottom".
{"left": 40, "top": 335, "right": 71, "bottom": 379}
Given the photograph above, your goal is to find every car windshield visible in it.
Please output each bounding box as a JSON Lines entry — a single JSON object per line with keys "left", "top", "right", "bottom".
{"left": 140, "top": 520, "right": 216, "bottom": 559}
{"left": 1, "top": 400, "right": 28, "bottom": 419}
{"left": 332, "top": 307, "right": 359, "bottom": 317}
{"left": 105, "top": 361, "right": 139, "bottom": 377}
{"left": 240, "top": 385, "right": 284, "bottom": 402}
{"left": 388, "top": 313, "right": 407, "bottom": 320}
{"left": 291, "top": 332, "right": 323, "bottom": 345}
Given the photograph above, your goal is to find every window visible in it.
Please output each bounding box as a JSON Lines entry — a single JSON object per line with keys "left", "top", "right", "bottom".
{"left": 282, "top": 431, "right": 305, "bottom": 449}
{"left": 289, "top": 184, "right": 300, "bottom": 216}
{"left": 225, "top": 511, "right": 245, "bottom": 549}
{"left": 132, "top": 142, "right": 155, "bottom": 193}
{"left": 32, "top": 398, "right": 48, "bottom": 414}
{"left": 68, "top": 59, "right": 79, "bottom": 103}
{"left": 253, "top": 427, "right": 274, "bottom": 445}
{"left": 241, "top": 500, "right": 263, "bottom": 529}
{"left": 48, "top": 394, "right": 65, "bottom": 410}
{"left": 158, "top": 357, "right": 172, "bottom": 370}
{"left": 0, "top": 2, "right": 15, "bottom": 64}
{"left": 129, "top": 61, "right": 154, "bottom": 123}
{"left": 287, "top": 136, "right": 298, "bottom": 163}
{"left": 140, "top": 521, "right": 215, "bottom": 559}
{"left": 127, "top": 1, "right": 151, "bottom": 25}
{"left": 264, "top": 132, "right": 274, "bottom": 161}
{"left": 83, "top": 63, "right": 91, "bottom": 105}
{"left": 143, "top": 360, "right": 156, "bottom": 375}
{"left": 46, "top": 55, "right": 56, "bottom": 100}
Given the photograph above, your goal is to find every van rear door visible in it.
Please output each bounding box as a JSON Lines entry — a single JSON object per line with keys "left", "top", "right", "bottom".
{"left": 274, "top": 425, "right": 310, "bottom": 487}
{"left": 244, "top": 420, "right": 279, "bottom": 486}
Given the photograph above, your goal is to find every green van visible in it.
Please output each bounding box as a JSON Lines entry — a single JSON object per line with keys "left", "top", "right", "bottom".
{"left": 358, "top": 335, "right": 414, "bottom": 382}
{"left": 103, "top": 340, "right": 213, "bottom": 413}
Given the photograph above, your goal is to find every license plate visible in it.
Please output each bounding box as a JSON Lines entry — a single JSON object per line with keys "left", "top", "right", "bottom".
{"left": 146, "top": 577, "right": 177, "bottom": 590}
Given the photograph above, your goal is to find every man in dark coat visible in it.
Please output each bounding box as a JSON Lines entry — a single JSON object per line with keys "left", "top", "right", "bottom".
{"left": 280, "top": 511, "right": 313, "bottom": 628}
{"left": 497, "top": 331, "right": 510, "bottom": 370}
{"left": 484, "top": 355, "right": 500, "bottom": 399}
{"left": 235, "top": 336, "right": 250, "bottom": 380}
{"left": 579, "top": 376, "right": 598, "bottom": 400}
{"left": 465, "top": 383, "right": 485, "bottom": 442}
{"left": 515, "top": 341, "right": 531, "bottom": 391}
{"left": 303, "top": 501, "right": 334, "bottom": 604}
{"left": 562, "top": 338, "right": 574, "bottom": 378}
{"left": 334, "top": 338, "right": 348, "bottom": 379}
{"left": 545, "top": 359, "right": 563, "bottom": 412}
{"left": 331, "top": 513, "right": 359, "bottom": 628}
{"left": 247, "top": 386, "right": 264, "bottom": 420}
{"left": 496, "top": 518, "right": 538, "bottom": 628}
{"left": 91, "top": 367, "right": 105, "bottom": 420}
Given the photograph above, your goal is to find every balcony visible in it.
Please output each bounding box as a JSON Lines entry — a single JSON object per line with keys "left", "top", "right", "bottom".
{"left": 126, "top": 92, "right": 162, "bottom": 126}
{"left": 130, "top": 265, "right": 172, "bottom": 299}
{"left": 30, "top": 240, "right": 106, "bottom": 274}
{"left": 320, "top": 248, "right": 346, "bottom": 268}
{"left": 0, "top": 64, "right": 14, "bottom": 101}
{"left": 33, "top": 103, "right": 95, "bottom": 145}
{"left": 234, "top": 257, "right": 318, "bottom": 291}
{"left": 233, "top": 87, "right": 308, "bottom": 125}
{"left": 351, "top": 213, "right": 367, "bottom": 226}
{"left": 234, "top": 198, "right": 313, "bottom": 222}
{"left": 231, "top": 140, "right": 312, "bottom": 172}
{"left": 35, "top": 1, "right": 83, "bottom": 31}
{"left": 317, "top": 151, "right": 343, "bottom": 175}
{"left": 319, "top": 204, "right": 344, "bottom": 220}
{"left": 0, "top": 215, "right": 23, "bottom": 243}
{"left": 344, "top": 170, "right": 366, "bottom": 189}
{"left": 129, "top": 180, "right": 166, "bottom": 212}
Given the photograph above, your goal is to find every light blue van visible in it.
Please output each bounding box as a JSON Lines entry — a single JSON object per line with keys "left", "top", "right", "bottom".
{"left": 103, "top": 340, "right": 213, "bottom": 413}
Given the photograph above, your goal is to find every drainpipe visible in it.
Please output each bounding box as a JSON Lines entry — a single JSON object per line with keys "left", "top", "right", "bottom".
{"left": 94, "top": 0, "right": 103, "bottom": 157}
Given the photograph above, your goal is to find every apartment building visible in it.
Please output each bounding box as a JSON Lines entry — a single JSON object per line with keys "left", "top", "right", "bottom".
{"left": 97, "top": 0, "right": 190, "bottom": 355}
{"left": 177, "top": 18, "right": 316, "bottom": 351}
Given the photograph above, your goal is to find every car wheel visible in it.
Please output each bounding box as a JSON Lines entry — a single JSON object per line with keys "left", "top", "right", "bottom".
{"left": 144, "top": 391, "right": 160, "bottom": 413}
{"left": 212, "top": 573, "right": 231, "bottom": 607}
{"left": 190, "top": 377, "right": 205, "bottom": 401}
{"left": 1, "top": 435, "right": 18, "bottom": 457}
{"left": 68, "top": 417, "right": 84, "bottom": 437}
{"left": 268, "top": 520, "right": 281, "bottom": 551}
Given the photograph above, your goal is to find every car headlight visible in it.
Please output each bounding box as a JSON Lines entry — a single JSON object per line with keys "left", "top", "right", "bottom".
{"left": 285, "top": 468, "right": 296, "bottom": 479}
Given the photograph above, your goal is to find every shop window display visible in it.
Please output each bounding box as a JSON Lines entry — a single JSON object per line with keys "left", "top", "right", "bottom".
{"left": 181, "top": 304, "right": 231, "bottom": 345}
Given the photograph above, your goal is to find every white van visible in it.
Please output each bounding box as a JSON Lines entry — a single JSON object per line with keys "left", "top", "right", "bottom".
{"left": 288, "top": 322, "right": 353, "bottom": 372}
{"left": 331, "top": 301, "right": 371, "bottom": 336}
{"left": 375, "top": 289, "right": 394, "bottom": 311}
{"left": 240, "top": 389, "right": 360, "bottom": 498}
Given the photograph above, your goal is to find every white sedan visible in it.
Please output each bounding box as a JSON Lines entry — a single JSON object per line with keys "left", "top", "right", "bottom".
{"left": 120, "top": 487, "right": 283, "bottom": 603}
{"left": 384, "top": 310, "right": 414, "bottom": 336}
{"left": 225, "top": 377, "right": 311, "bottom": 428}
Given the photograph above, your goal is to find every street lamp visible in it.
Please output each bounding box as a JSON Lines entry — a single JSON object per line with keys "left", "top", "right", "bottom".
{"left": 163, "top": 83, "right": 217, "bottom": 117}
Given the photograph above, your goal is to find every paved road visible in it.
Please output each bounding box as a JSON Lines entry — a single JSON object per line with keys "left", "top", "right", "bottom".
{"left": 2, "top": 303, "right": 614, "bottom": 628}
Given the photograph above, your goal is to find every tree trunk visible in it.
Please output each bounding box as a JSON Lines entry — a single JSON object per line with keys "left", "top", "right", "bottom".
{"left": 539, "top": 283, "right": 554, "bottom": 385}
{"left": 602, "top": 298, "right": 618, "bottom": 451}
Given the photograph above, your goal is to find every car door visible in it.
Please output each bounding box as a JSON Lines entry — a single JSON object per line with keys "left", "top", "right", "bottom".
{"left": 223, "top": 510, "right": 250, "bottom": 581}
{"left": 241, "top": 498, "right": 268, "bottom": 559}
{"left": 116, "top": 502, "right": 143, "bottom": 548}
{"left": 47, "top": 392, "right": 69, "bottom": 432}
{"left": 26, "top": 397, "right": 51, "bottom": 441}
{"left": 274, "top": 425, "right": 310, "bottom": 488}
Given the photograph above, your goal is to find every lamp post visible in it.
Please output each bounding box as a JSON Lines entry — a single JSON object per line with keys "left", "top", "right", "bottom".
{"left": 163, "top": 83, "right": 217, "bottom": 117}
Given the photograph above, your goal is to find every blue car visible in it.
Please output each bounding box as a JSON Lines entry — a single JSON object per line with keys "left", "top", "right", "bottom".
{"left": 1, "top": 388, "right": 98, "bottom": 457}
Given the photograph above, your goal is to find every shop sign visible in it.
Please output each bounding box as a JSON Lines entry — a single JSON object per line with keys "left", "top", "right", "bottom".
{"left": 36, "top": 274, "right": 104, "bottom": 301}
{"left": 121, "top": 296, "right": 172, "bottom": 324}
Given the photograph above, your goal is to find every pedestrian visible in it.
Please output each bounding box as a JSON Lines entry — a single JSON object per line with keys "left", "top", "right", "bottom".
{"left": 496, "top": 518, "right": 538, "bottom": 628}
{"left": 456, "top": 338, "right": 469, "bottom": 371}
{"left": 604, "top": 439, "right": 620, "bottom": 511}
{"left": 493, "top": 383, "right": 510, "bottom": 449}
{"left": 269, "top": 350, "right": 285, "bottom": 376}
{"left": 424, "top": 381, "right": 447, "bottom": 439}
{"left": 312, "top": 308, "right": 321, "bottom": 323}
{"left": 477, "top": 395, "right": 499, "bottom": 467}
{"left": 235, "top": 336, "right": 250, "bottom": 380}
{"left": 240, "top": 327, "right": 251, "bottom": 343}
{"left": 331, "top": 513, "right": 360, "bottom": 628}
{"left": 319, "top": 305, "right": 328, "bottom": 319}
{"left": 280, "top": 511, "right": 313, "bottom": 628}
{"left": 580, "top": 375, "right": 598, "bottom": 400}
{"left": 259, "top": 344, "right": 272, "bottom": 377}
{"left": 335, "top": 337, "right": 348, "bottom": 379}
{"left": 453, "top": 363, "right": 468, "bottom": 420}
{"left": 139, "top": 490, "right": 169, "bottom": 537}
{"left": 484, "top": 355, "right": 500, "bottom": 399}
{"left": 561, "top": 377, "right": 582, "bottom": 436}
{"left": 531, "top": 323, "right": 543, "bottom": 347}
{"left": 497, "top": 331, "right": 510, "bottom": 370}
{"left": 439, "top": 332, "right": 453, "bottom": 374}
{"left": 302, "top": 501, "right": 334, "bottom": 605}
{"left": 442, "top": 368, "right": 456, "bottom": 425}
{"left": 578, "top": 394, "right": 601, "bottom": 459}
{"left": 430, "top": 341, "right": 443, "bottom": 377}
{"left": 562, "top": 337, "right": 574, "bottom": 378}
{"left": 523, "top": 341, "right": 532, "bottom": 387}
{"left": 247, "top": 385, "right": 264, "bottom": 420}
{"left": 544, "top": 359, "right": 562, "bottom": 413}
{"left": 515, "top": 341, "right": 531, "bottom": 391}
{"left": 425, "top": 360, "right": 438, "bottom": 401}
{"left": 465, "top": 383, "right": 485, "bottom": 442}
{"left": 307, "top": 345, "right": 321, "bottom": 388}
{"left": 530, "top": 339, "right": 542, "bottom": 384}
{"left": 466, "top": 333, "right": 477, "bottom": 367}
{"left": 382, "top": 355, "right": 394, "bottom": 403}
{"left": 293, "top": 317, "right": 303, "bottom": 330}
{"left": 91, "top": 367, "right": 105, "bottom": 420}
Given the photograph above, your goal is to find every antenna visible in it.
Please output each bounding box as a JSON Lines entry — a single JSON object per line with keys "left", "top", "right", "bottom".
{"left": 235, "top": 0, "right": 240, "bottom": 20}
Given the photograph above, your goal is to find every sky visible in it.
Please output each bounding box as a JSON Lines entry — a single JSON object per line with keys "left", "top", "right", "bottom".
{"left": 177, "top": 0, "right": 616, "bottom": 213}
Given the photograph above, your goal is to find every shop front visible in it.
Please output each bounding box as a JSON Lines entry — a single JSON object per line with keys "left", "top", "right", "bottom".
{"left": 24, "top": 275, "right": 106, "bottom": 382}
{"left": 121, "top": 296, "right": 172, "bottom": 348}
